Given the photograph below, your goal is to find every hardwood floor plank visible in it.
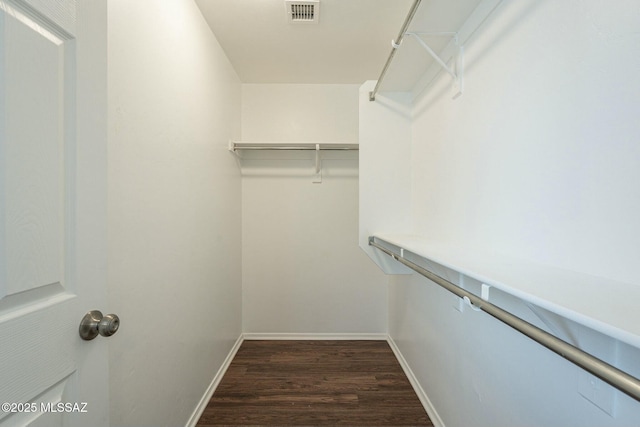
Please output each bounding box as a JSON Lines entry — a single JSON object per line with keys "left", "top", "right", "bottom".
{"left": 196, "top": 340, "right": 433, "bottom": 426}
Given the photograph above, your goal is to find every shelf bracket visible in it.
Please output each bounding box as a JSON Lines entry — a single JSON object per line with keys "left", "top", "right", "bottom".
{"left": 406, "top": 32, "right": 464, "bottom": 99}
{"left": 313, "top": 143, "right": 322, "bottom": 184}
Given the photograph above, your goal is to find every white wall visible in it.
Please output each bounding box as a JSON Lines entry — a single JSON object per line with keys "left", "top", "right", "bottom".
{"left": 363, "top": 0, "right": 640, "bottom": 425}
{"left": 241, "top": 84, "right": 388, "bottom": 335}
{"left": 107, "top": 1, "right": 242, "bottom": 426}
{"left": 358, "top": 82, "right": 414, "bottom": 275}
{"left": 410, "top": 0, "right": 640, "bottom": 284}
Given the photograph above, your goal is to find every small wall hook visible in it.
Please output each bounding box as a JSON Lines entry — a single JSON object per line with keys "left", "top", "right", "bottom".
{"left": 463, "top": 296, "right": 481, "bottom": 312}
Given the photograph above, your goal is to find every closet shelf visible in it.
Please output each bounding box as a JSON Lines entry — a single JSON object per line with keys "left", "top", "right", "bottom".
{"left": 229, "top": 141, "right": 358, "bottom": 183}
{"left": 371, "top": 233, "right": 640, "bottom": 350}
{"left": 369, "top": 234, "right": 640, "bottom": 402}
{"left": 371, "top": 0, "right": 503, "bottom": 100}
{"left": 229, "top": 141, "right": 358, "bottom": 152}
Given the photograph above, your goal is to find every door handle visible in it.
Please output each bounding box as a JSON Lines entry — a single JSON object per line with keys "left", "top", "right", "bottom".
{"left": 79, "top": 310, "right": 120, "bottom": 340}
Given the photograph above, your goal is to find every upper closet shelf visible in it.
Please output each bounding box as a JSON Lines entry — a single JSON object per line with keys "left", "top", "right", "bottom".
{"left": 370, "top": 0, "right": 503, "bottom": 101}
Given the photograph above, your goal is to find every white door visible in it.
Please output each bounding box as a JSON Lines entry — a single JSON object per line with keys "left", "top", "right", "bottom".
{"left": 0, "top": 0, "right": 110, "bottom": 426}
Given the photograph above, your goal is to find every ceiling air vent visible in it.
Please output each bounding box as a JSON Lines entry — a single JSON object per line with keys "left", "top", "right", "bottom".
{"left": 285, "top": 0, "right": 320, "bottom": 24}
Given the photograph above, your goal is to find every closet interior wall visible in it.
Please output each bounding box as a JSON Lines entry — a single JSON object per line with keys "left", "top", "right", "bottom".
{"left": 107, "top": 0, "right": 243, "bottom": 425}
{"left": 361, "top": 0, "right": 640, "bottom": 426}
{"left": 240, "top": 84, "right": 388, "bottom": 336}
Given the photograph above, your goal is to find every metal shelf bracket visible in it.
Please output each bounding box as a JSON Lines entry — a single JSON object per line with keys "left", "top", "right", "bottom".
{"left": 313, "top": 143, "right": 322, "bottom": 184}
{"left": 406, "top": 32, "right": 464, "bottom": 99}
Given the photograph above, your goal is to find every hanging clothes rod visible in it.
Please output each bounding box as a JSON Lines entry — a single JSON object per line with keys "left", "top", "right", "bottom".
{"left": 230, "top": 142, "right": 358, "bottom": 151}
{"left": 369, "top": 0, "right": 422, "bottom": 101}
{"left": 368, "top": 235, "right": 640, "bottom": 402}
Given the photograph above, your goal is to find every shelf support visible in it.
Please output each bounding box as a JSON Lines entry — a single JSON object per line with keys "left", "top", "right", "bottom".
{"left": 313, "top": 143, "right": 322, "bottom": 183}
{"left": 406, "top": 32, "right": 464, "bottom": 99}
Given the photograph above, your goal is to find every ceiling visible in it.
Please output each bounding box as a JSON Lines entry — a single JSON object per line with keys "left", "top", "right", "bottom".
{"left": 195, "top": 0, "right": 414, "bottom": 84}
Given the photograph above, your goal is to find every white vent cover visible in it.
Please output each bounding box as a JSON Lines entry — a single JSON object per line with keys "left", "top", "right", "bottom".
{"left": 285, "top": 0, "right": 320, "bottom": 24}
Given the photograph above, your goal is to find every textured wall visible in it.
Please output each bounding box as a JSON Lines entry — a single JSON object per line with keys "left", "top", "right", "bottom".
{"left": 107, "top": 1, "right": 242, "bottom": 425}
{"left": 241, "top": 84, "right": 388, "bottom": 335}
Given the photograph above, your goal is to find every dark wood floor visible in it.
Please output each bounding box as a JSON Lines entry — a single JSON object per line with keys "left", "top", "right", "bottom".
{"left": 196, "top": 340, "right": 433, "bottom": 426}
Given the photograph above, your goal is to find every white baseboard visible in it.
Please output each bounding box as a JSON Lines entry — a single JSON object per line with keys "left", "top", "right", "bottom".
{"left": 386, "top": 335, "right": 445, "bottom": 427}
{"left": 185, "top": 334, "right": 244, "bottom": 427}
{"left": 242, "top": 332, "right": 388, "bottom": 340}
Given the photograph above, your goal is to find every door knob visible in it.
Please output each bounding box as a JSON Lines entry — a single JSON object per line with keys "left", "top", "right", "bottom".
{"left": 79, "top": 310, "right": 120, "bottom": 340}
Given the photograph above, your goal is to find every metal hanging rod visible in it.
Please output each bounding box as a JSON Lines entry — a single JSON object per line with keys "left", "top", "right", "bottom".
{"left": 229, "top": 141, "right": 359, "bottom": 151}
{"left": 230, "top": 142, "right": 358, "bottom": 152}
{"left": 368, "top": 235, "right": 640, "bottom": 402}
{"left": 369, "top": 0, "right": 422, "bottom": 102}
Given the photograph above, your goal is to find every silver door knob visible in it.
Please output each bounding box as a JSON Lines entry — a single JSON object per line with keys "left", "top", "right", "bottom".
{"left": 79, "top": 310, "right": 120, "bottom": 340}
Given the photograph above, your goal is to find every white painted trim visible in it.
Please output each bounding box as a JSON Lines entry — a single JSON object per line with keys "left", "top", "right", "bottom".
{"left": 386, "top": 335, "right": 445, "bottom": 427}
{"left": 242, "top": 332, "right": 388, "bottom": 341}
{"left": 185, "top": 334, "right": 244, "bottom": 427}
